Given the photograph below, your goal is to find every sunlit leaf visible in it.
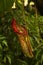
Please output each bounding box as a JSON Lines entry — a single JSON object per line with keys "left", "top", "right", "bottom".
{"left": 3, "top": 57, "right": 6, "bottom": 63}
{"left": 41, "top": 54, "right": 43, "bottom": 64}
{"left": 2, "top": 40, "right": 8, "bottom": 46}
{"left": 7, "top": 56, "right": 11, "bottom": 65}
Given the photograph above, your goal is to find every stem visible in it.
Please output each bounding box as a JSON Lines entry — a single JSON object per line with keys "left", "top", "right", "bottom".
{"left": 21, "top": 0, "right": 25, "bottom": 21}
{"left": 21, "top": 0, "right": 28, "bottom": 29}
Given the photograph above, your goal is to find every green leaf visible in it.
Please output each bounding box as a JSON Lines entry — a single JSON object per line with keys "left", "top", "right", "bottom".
{"left": 41, "top": 54, "right": 43, "bottom": 64}
{"left": 0, "top": 35, "right": 6, "bottom": 40}
{"left": 3, "top": 57, "right": 6, "bottom": 63}
{"left": 16, "top": 59, "right": 28, "bottom": 65}
{"left": 35, "top": 61, "right": 40, "bottom": 65}
{"left": 2, "top": 40, "right": 8, "bottom": 46}
{"left": 0, "top": 0, "right": 14, "bottom": 14}
{"left": 0, "top": 44, "right": 2, "bottom": 49}
{"left": 7, "top": 56, "right": 11, "bottom": 65}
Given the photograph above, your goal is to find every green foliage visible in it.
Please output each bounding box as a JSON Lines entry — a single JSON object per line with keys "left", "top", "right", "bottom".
{"left": 0, "top": 0, "right": 43, "bottom": 65}
{"left": 0, "top": 0, "right": 14, "bottom": 17}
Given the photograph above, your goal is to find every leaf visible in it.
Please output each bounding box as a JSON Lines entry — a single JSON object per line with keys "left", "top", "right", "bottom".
{"left": 0, "top": 44, "right": 2, "bottom": 49}
{"left": 35, "top": 61, "right": 40, "bottom": 65}
{"left": 41, "top": 54, "right": 43, "bottom": 64}
{"left": 7, "top": 55, "right": 11, "bottom": 65}
{"left": 17, "top": 59, "right": 28, "bottom": 65}
{"left": 0, "top": 0, "right": 14, "bottom": 14}
{"left": 35, "top": 49, "right": 41, "bottom": 60}
{"left": 2, "top": 40, "right": 8, "bottom": 46}
{"left": 0, "top": 35, "right": 6, "bottom": 40}
{"left": 3, "top": 57, "right": 6, "bottom": 63}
